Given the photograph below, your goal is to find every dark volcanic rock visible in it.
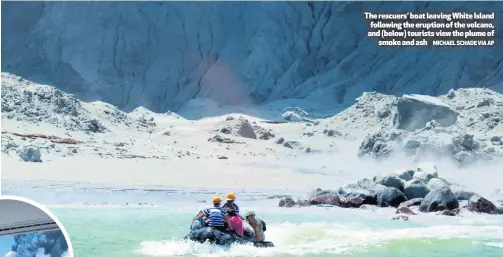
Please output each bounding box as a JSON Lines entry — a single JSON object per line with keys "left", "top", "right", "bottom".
{"left": 308, "top": 194, "right": 341, "bottom": 206}
{"left": 339, "top": 196, "right": 369, "bottom": 208}
{"left": 374, "top": 175, "right": 405, "bottom": 192}
{"left": 337, "top": 185, "right": 378, "bottom": 206}
{"left": 419, "top": 187, "right": 459, "bottom": 213}
{"left": 404, "top": 179, "right": 430, "bottom": 199}
{"left": 372, "top": 185, "right": 407, "bottom": 207}
{"left": 278, "top": 197, "right": 296, "bottom": 208}
{"left": 466, "top": 195, "right": 499, "bottom": 214}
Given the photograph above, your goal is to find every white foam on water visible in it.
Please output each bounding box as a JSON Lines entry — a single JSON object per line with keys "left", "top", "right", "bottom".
{"left": 483, "top": 242, "right": 503, "bottom": 248}
{"left": 134, "top": 221, "right": 503, "bottom": 257}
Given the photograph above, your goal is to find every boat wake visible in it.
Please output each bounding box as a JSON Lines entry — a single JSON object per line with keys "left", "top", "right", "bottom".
{"left": 134, "top": 220, "right": 503, "bottom": 256}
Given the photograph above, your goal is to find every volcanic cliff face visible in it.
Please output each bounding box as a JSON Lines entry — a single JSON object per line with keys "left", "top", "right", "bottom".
{"left": 2, "top": 1, "right": 503, "bottom": 112}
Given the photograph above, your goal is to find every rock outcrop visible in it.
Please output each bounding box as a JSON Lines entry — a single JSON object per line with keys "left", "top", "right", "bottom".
{"left": 373, "top": 185, "right": 407, "bottom": 207}
{"left": 308, "top": 194, "right": 341, "bottom": 206}
{"left": 394, "top": 94, "right": 459, "bottom": 131}
{"left": 279, "top": 162, "right": 502, "bottom": 217}
{"left": 17, "top": 145, "right": 42, "bottom": 162}
{"left": 466, "top": 195, "right": 499, "bottom": 214}
{"left": 278, "top": 197, "right": 296, "bottom": 208}
{"left": 404, "top": 179, "right": 430, "bottom": 199}
{"left": 356, "top": 88, "right": 503, "bottom": 165}
{"left": 374, "top": 175, "right": 405, "bottom": 192}
{"left": 419, "top": 187, "right": 459, "bottom": 213}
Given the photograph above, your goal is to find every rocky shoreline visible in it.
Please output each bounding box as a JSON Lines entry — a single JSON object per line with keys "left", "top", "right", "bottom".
{"left": 278, "top": 163, "right": 503, "bottom": 217}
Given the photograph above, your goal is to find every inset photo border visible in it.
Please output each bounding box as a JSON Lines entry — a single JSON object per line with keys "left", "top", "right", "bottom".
{"left": 0, "top": 195, "right": 74, "bottom": 257}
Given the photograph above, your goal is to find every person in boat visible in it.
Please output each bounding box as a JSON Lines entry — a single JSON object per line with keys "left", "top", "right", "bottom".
{"left": 226, "top": 207, "right": 244, "bottom": 237}
{"left": 192, "top": 196, "right": 227, "bottom": 232}
{"left": 222, "top": 192, "right": 242, "bottom": 218}
{"left": 245, "top": 210, "right": 265, "bottom": 242}
{"left": 190, "top": 208, "right": 207, "bottom": 230}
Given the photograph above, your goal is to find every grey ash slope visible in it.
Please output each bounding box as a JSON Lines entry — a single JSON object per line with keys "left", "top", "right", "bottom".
{"left": 2, "top": 1, "right": 503, "bottom": 113}
{"left": 2, "top": 72, "right": 502, "bottom": 167}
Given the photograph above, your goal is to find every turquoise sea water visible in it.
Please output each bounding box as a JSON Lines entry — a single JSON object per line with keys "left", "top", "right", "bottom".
{"left": 3, "top": 182, "right": 503, "bottom": 257}
{"left": 51, "top": 206, "right": 503, "bottom": 257}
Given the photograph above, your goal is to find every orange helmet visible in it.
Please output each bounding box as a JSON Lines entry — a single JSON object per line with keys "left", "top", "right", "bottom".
{"left": 226, "top": 192, "right": 235, "bottom": 201}
{"left": 213, "top": 195, "right": 222, "bottom": 203}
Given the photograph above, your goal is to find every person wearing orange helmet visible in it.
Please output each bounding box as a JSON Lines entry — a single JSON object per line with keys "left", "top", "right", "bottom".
{"left": 222, "top": 192, "right": 241, "bottom": 218}
{"left": 193, "top": 195, "right": 227, "bottom": 232}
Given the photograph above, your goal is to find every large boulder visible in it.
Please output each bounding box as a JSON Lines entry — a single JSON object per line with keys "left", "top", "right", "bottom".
{"left": 372, "top": 185, "right": 407, "bottom": 207}
{"left": 308, "top": 194, "right": 340, "bottom": 206}
{"left": 404, "top": 179, "right": 430, "bottom": 199}
{"left": 219, "top": 117, "right": 257, "bottom": 139}
{"left": 338, "top": 186, "right": 377, "bottom": 206}
{"left": 419, "top": 187, "right": 459, "bottom": 213}
{"left": 466, "top": 195, "right": 499, "bottom": 214}
{"left": 17, "top": 146, "right": 42, "bottom": 162}
{"left": 374, "top": 175, "right": 405, "bottom": 192}
{"left": 394, "top": 94, "right": 459, "bottom": 131}
{"left": 278, "top": 197, "right": 296, "bottom": 208}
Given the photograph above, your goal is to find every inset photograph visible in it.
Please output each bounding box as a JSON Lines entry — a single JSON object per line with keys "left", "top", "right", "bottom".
{"left": 0, "top": 196, "right": 73, "bottom": 257}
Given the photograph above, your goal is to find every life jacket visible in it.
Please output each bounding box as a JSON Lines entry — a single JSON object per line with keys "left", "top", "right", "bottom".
{"left": 204, "top": 206, "right": 225, "bottom": 227}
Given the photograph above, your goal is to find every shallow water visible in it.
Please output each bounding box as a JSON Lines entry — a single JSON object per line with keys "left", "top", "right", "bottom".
{"left": 3, "top": 182, "right": 503, "bottom": 257}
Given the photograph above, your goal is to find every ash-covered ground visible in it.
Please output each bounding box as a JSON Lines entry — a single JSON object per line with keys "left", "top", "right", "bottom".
{"left": 1, "top": 72, "right": 503, "bottom": 211}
